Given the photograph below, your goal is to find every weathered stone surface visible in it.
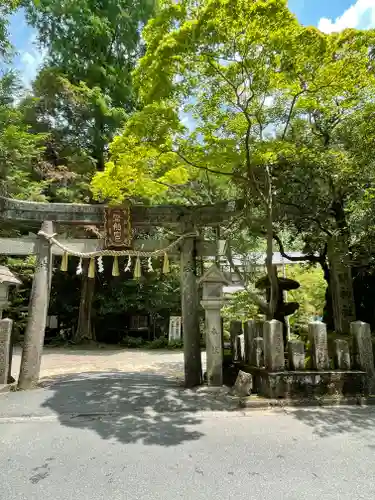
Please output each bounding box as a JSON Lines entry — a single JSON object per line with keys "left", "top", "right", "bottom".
{"left": 238, "top": 334, "right": 245, "bottom": 363}
{"left": 0, "top": 196, "right": 243, "bottom": 227}
{"left": 308, "top": 322, "right": 329, "bottom": 370}
{"left": 263, "top": 320, "right": 285, "bottom": 372}
{"left": 230, "top": 321, "right": 242, "bottom": 362}
{"left": 244, "top": 320, "right": 257, "bottom": 364}
{"left": 351, "top": 322, "right": 375, "bottom": 390}
{"left": 334, "top": 339, "right": 351, "bottom": 370}
{"left": 181, "top": 235, "right": 202, "bottom": 387}
{"left": 251, "top": 337, "right": 264, "bottom": 368}
{"left": 255, "top": 320, "right": 264, "bottom": 338}
{"left": 288, "top": 340, "right": 305, "bottom": 371}
{"left": 257, "top": 370, "right": 368, "bottom": 399}
{"left": 18, "top": 221, "right": 54, "bottom": 390}
{"left": 200, "top": 264, "right": 228, "bottom": 386}
{"left": 232, "top": 370, "right": 252, "bottom": 397}
{"left": 327, "top": 236, "right": 355, "bottom": 334}
{"left": 0, "top": 318, "right": 12, "bottom": 385}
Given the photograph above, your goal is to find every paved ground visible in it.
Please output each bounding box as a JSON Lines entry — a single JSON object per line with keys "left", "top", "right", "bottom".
{"left": 11, "top": 345, "right": 190, "bottom": 381}
{"left": 1, "top": 348, "right": 375, "bottom": 499}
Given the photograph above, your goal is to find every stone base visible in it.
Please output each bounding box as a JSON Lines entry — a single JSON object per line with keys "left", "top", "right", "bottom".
{"left": 249, "top": 368, "right": 369, "bottom": 398}
{"left": 0, "top": 383, "right": 14, "bottom": 394}
{"left": 237, "top": 395, "right": 375, "bottom": 409}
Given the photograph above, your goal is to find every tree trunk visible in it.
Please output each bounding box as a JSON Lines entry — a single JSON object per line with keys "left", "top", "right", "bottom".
{"left": 73, "top": 260, "right": 96, "bottom": 343}
{"left": 265, "top": 166, "right": 278, "bottom": 319}
{"left": 18, "top": 221, "right": 53, "bottom": 390}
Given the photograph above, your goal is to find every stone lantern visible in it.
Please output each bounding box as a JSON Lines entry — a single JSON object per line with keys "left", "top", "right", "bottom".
{"left": 0, "top": 266, "right": 21, "bottom": 386}
{"left": 199, "top": 264, "right": 230, "bottom": 386}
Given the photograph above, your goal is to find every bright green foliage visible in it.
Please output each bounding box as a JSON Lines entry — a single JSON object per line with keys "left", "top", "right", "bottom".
{"left": 0, "top": 72, "right": 48, "bottom": 200}
{"left": 93, "top": 0, "right": 375, "bottom": 213}
{"left": 287, "top": 264, "right": 326, "bottom": 331}
{"left": 0, "top": 0, "right": 19, "bottom": 58}
{"left": 23, "top": 0, "right": 157, "bottom": 171}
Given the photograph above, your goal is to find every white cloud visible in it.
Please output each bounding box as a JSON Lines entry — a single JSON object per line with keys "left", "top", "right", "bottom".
{"left": 318, "top": 0, "right": 375, "bottom": 33}
{"left": 19, "top": 34, "right": 46, "bottom": 87}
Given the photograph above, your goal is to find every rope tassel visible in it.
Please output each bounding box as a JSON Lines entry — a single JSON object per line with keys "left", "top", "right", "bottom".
{"left": 124, "top": 255, "right": 132, "bottom": 272}
{"left": 112, "top": 256, "right": 120, "bottom": 277}
{"left": 134, "top": 256, "right": 142, "bottom": 279}
{"left": 163, "top": 253, "right": 170, "bottom": 274}
{"left": 88, "top": 257, "right": 96, "bottom": 279}
{"left": 60, "top": 252, "right": 68, "bottom": 272}
{"left": 97, "top": 256, "right": 104, "bottom": 273}
{"left": 76, "top": 258, "right": 83, "bottom": 275}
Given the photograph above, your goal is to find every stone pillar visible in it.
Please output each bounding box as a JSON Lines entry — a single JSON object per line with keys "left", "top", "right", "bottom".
{"left": 334, "top": 339, "right": 351, "bottom": 370}
{"left": 255, "top": 320, "right": 264, "bottom": 338}
{"left": 244, "top": 320, "right": 257, "bottom": 364}
{"left": 199, "top": 264, "right": 229, "bottom": 386}
{"left": 18, "top": 221, "right": 54, "bottom": 390}
{"left": 263, "top": 320, "right": 285, "bottom": 371}
{"left": 351, "top": 321, "right": 374, "bottom": 380}
{"left": 252, "top": 337, "right": 264, "bottom": 367}
{"left": 201, "top": 301, "right": 225, "bottom": 385}
{"left": 288, "top": 340, "right": 305, "bottom": 371}
{"left": 0, "top": 318, "right": 12, "bottom": 385}
{"left": 180, "top": 234, "right": 202, "bottom": 388}
{"left": 230, "top": 320, "right": 242, "bottom": 362}
{"left": 308, "top": 321, "right": 329, "bottom": 370}
{"left": 327, "top": 236, "right": 355, "bottom": 334}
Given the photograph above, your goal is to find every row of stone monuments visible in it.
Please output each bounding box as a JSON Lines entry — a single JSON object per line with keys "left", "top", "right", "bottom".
{"left": 230, "top": 319, "right": 375, "bottom": 399}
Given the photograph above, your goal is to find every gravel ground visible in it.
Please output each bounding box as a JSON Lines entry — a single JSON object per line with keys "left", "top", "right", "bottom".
{"left": 11, "top": 346, "right": 206, "bottom": 382}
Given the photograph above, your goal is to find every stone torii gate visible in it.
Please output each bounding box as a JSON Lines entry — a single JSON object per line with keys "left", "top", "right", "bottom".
{"left": 0, "top": 196, "right": 242, "bottom": 389}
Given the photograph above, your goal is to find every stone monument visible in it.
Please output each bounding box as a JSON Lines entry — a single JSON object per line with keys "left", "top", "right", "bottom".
{"left": 199, "top": 264, "right": 230, "bottom": 386}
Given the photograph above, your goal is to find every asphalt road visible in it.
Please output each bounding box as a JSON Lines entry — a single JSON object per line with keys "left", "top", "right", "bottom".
{"left": 1, "top": 372, "right": 375, "bottom": 500}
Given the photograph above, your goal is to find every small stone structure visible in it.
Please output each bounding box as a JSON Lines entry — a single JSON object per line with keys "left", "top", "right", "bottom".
{"left": 0, "top": 266, "right": 21, "bottom": 386}
{"left": 229, "top": 319, "right": 373, "bottom": 399}
{"left": 199, "top": 264, "right": 230, "bottom": 386}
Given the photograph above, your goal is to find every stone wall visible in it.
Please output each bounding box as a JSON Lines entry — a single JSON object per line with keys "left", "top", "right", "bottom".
{"left": 229, "top": 319, "right": 374, "bottom": 398}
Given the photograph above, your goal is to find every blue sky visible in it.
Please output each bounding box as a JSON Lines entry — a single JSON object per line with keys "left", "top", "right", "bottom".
{"left": 4, "top": 0, "right": 375, "bottom": 86}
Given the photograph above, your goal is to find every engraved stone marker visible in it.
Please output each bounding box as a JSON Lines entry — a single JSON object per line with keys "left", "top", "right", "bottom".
{"left": 288, "top": 340, "right": 305, "bottom": 371}
{"left": 230, "top": 320, "right": 243, "bottom": 362}
{"left": 308, "top": 321, "right": 329, "bottom": 370}
{"left": 238, "top": 334, "right": 245, "bottom": 362}
{"left": 0, "top": 318, "right": 12, "bottom": 385}
{"left": 251, "top": 337, "right": 264, "bottom": 368}
{"left": 244, "top": 320, "right": 257, "bottom": 364}
{"left": 334, "top": 339, "right": 351, "bottom": 370}
{"left": 351, "top": 321, "right": 375, "bottom": 388}
{"left": 263, "top": 320, "right": 285, "bottom": 372}
{"left": 168, "top": 316, "right": 182, "bottom": 342}
{"left": 200, "top": 264, "right": 229, "bottom": 386}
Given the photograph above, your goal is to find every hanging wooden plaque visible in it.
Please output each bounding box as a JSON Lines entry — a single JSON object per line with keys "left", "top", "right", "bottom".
{"left": 104, "top": 206, "right": 132, "bottom": 248}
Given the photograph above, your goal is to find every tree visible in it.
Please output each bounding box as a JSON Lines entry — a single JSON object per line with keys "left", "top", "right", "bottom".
{"left": 0, "top": 0, "right": 19, "bottom": 58}
{"left": 23, "top": 0, "right": 157, "bottom": 343}
{"left": 23, "top": 0, "right": 157, "bottom": 170}
{"left": 92, "top": 0, "right": 375, "bottom": 327}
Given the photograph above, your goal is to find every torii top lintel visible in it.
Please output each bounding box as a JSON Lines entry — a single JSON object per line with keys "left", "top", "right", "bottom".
{"left": 0, "top": 197, "right": 244, "bottom": 227}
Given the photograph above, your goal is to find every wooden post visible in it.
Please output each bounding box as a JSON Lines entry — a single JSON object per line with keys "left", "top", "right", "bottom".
{"left": 18, "top": 221, "right": 53, "bottom": 390}
{"left": 181, "top": 234, "right": 202, "bottom": 387}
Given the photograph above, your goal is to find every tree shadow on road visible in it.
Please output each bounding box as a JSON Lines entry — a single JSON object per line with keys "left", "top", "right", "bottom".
{"left": 287, "top": 405, "right": 375, "bottom": 439}
{"left": 40, "top": 372, "right": 234, "bottom": 447}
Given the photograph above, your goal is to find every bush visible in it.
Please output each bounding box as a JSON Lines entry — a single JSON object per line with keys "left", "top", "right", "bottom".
{"left": 120, "top": 336, "right": 146, "bottom": 348}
